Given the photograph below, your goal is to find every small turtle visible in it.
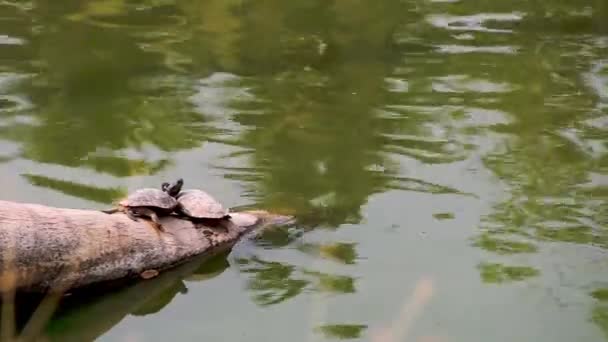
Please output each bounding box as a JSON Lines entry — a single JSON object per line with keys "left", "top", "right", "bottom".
{"left": 102, "top": 188, "right": 179, "bottom": 232}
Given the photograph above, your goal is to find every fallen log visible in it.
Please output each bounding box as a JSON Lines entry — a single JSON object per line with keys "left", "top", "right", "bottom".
{"left": 0, "top": 199, "right": 293, "bottom": 293}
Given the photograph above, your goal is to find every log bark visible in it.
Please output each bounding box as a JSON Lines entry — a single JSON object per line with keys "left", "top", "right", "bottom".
{"left": 0, "top": 200, "right": 293, "bottom": 293}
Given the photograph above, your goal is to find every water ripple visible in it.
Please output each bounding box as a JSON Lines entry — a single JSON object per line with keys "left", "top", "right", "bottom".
{"left": 0, "top": 34, "right": 24, "bottom": 45}
{"left": 384, "top": 77, "right": 409, "bottom": 93}
{"left": 583, "top": 60, "right": 608, "bottom": 103}
{"left": 0, "top": 95, "right": 32, "bottom": 113}
{"left": 190, "top": 72, "right": 255, "bottom": 118}
{"left": 432, "top": 75, "right": 515, "bottom": 93}
{"left": 427, "top": 12, "right": 524, "bottom": 33}
{"left": 436, "top": 44, "right": 518, "bottom": 54}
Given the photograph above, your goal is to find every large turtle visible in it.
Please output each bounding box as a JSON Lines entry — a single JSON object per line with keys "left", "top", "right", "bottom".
{"left": 161, "top": 179, "right": 230, "bottom": 222}
{"left": 102, "top": 186, "right": 181, "bottom": 232}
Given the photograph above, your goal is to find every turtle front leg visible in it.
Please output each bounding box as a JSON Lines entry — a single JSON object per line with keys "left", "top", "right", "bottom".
{"left": 125, "top": 208, "right": 141, "bottom": 222}
{"left": 131, "top": 207, "right": 165, "bottom": 233}
{"left": 147, "top": 210, "right": 165, "bottom": 232}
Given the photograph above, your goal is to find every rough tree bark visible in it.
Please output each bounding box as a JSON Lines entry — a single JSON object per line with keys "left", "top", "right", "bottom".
{"left": 0, "top": 200, "right": 292, "bottom": 293}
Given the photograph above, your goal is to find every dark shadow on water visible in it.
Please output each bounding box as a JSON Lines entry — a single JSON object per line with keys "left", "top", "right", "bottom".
{"left": 0, "top": 251, "right": 231, "bottom": 342}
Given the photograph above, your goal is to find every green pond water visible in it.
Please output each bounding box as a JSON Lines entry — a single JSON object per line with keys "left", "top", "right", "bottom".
{"left": 0, "top": 0, "right": 607, "bottom": 341}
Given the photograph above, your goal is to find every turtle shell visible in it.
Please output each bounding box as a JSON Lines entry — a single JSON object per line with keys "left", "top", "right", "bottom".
{"left": 120, "top": 188, "right": 178, "bottom": 210}
{"left": 176, "top": 189, "right": 229, "bottom": 219}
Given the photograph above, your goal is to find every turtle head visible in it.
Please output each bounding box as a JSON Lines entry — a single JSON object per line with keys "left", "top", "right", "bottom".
{"left": 167, "top": 178, "right": 184, "bottom": 197}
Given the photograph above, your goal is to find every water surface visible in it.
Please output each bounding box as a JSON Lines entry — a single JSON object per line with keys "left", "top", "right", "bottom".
{"left": 0, "top": 1, "right": 607, "bottom": 341}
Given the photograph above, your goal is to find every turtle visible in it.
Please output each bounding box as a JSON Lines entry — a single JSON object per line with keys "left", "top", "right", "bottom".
{"left": 161, "top": 181, "right": 230, "bottom": 222}
{"left": 101, "top": 187, "right": 179, "bottom": 232}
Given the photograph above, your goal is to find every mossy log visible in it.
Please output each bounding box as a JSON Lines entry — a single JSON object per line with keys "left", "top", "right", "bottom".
{"left": 0, "top": 200, "right": 292, "bottom": 293}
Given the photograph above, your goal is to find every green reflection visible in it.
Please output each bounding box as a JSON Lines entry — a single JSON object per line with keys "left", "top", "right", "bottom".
{"left": 454, "top": 11, "right": 608, "bottom": 342}
{"left": 590, "top": 288, "right": 608, "bottom": 340}
{"left": 473, "top": 233, "right": 537, "bottom": 255}
{"left": 236, "top": 256, "right": 309, "bottom": 306}
{"left": 536, "top": 226, "right": 608, "bottom": 247}
{"left": 478, "top": 262, "right": 540, "bottom": 284}
{"left": 592, "top": 306, "right": 608, "bottom": 340}
{"left": 316, "top": 324, "right": 367, "bottom": 340}
{"left": 0, "top": 0, "right": 215, "bottom": 201}
{"left": 22, "top": 173, "right": 126, "bottom": 204}
{"left": 303, "top": 270, "right": 356, "bottom": 294}
{"left": 433, "top": 212, "right": 455, "bottom": 220}
{"left": 0, "top": 0, "right": 606, "bottom": 340}
{"left": 80, "top": 155, "right": 171, "bottom": 177}
{"left": 592, "top": 289, "right": 608, "bottom": 302}
{"left": 196, "top": 0, "right": 473, "bottom": 228}
{"left": 234, "top": 254, "right": 357, "bottom": 304}
{"left": 250, "top": 224, "right": 301, "bottom": 248}
{"left": 297, "top": 242, "right": 358, "bottom": 264}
